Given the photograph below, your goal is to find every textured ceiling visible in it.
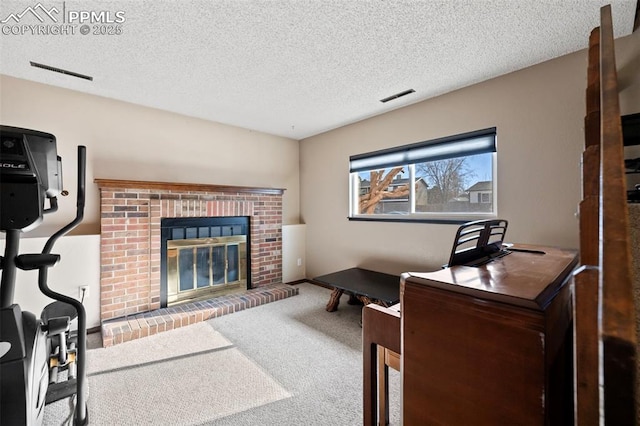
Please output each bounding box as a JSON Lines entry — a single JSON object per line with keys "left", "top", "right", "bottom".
{"left": 0, "top": 1, "right": 637, "bottom": 140}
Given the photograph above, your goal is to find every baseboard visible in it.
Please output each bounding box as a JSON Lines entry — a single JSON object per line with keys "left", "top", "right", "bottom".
{"left": 284, "top": 279, "right": 309, "bottom": 285}
{"left": 305, "top": 279, "right": 332, "bottom": 290}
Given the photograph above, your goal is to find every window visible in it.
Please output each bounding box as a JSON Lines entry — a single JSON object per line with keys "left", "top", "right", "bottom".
{"left": 349, "top": 128, "right": 496, "bottom": 223}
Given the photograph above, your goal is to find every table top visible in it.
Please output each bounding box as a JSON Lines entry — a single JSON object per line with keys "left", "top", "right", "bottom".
{"left": 402, "top": 244, "right": 578, "bottom": 310}
{"left": 314, "top": 267, "right": 400, "bottom": 304}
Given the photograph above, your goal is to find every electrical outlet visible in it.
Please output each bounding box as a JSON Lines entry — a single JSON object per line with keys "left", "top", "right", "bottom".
{"left": 79, "top": 285, "right": 90, "bottom": 300}
{"left": 297, "top": 258, "right": 302, "bottom": 267}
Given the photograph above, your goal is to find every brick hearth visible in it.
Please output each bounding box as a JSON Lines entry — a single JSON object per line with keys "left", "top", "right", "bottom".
{"left": 96, "top": 179, "right": 286, "bottom": 346}
{"left": 101, "top": 283, "right": 298, "bottom": 347}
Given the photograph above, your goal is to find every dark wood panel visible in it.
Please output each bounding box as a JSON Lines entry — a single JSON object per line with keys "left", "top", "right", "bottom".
{"left": 402, "top": 282, "right": 546, "bottom": 424}
{"left": 401, "top": 246, "right": 576, "bottom": 425}
{"left": 362, "top": 304, "right": 400, "bottom": 425}
{"left": 575, "top": 5, "right": 637, "bottom": 424}
{"left": 585, "top": 28, "right": 600, "bottom": 126}
{"left": 404, "top": 245, "right": 577, "bottom": 310}
{"left": 578, "top": 196, "right": 599, "bottom": 266}
{"left": 544, "top": 282, "right": 574, "bottom": 424}
{"left": 599, "top": 6, "right": 637, "bottom": 424}
{"left": 573, "top": 269, "right": 600, "bottom": 426}
{"left": 574, "top": 21, "right": 602, "bottom": 426}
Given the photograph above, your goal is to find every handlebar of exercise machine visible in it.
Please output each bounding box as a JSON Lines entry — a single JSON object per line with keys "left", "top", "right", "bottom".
{"left": 39, "top": 145, "right": 88, "bottom": 425}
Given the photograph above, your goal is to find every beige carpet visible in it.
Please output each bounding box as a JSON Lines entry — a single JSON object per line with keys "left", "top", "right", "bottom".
{"left": 47, "top": 322, "right": 291, "bottom": 425}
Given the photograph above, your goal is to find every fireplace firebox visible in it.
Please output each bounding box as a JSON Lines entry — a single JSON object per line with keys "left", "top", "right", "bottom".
{"left": 161, "top": 216, "right": 250, "bottom": 307}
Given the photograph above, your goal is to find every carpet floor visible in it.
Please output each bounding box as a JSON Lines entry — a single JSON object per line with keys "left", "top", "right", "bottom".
{"left": 43, "top": 283, "right": 400, "bottom": 425}
{"left": 204, "top": 283, "right": 401, "bottom": 425}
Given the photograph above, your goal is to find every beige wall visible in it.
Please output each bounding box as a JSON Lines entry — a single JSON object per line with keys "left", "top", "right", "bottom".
{"left": 0, "top": 75, "right": 301, "bottom": 236}
{"left": 0, "top": 235, "right": 101, "bottom": 328}
{"left": 1, "top": 76, "right": 300, "bottom": 326}
{"left": 282, "top": 224, "right": 306, "bottom": 283}
{"left": 300, "top": 30, "right": 640, "bottom": 278}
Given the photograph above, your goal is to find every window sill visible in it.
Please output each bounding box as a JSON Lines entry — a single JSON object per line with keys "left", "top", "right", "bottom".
{"left": 348, "top": 213, "right": 497, "bottom": 224}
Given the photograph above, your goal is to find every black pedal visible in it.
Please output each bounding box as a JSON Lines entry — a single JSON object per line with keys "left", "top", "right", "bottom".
{"left": 45, "top": 379, "right": 77, "bottom": 405}
{"left": 15, "top": 254, "right": 60, "bottom": 270}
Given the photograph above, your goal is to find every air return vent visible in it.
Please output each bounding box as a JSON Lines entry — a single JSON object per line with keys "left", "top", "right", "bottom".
{"left": 30, "top": 61, "right": 93, "bottom": 81}
{"left": 380, "top": 89, "right": 415, "bottom": 103}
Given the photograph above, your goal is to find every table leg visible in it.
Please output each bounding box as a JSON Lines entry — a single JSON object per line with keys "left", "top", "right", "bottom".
{"left": 363, "top": 309, "right": 379, "bottom": 426}
{"left": 362, "top": 305, "right": 401, "bottom": 426}
{"left": 326, "top": 288, "right": 343, "bottom": 312}
{"left": 378, "top": 346, "right": 390, "bottom": 426}
{"left": 358, "top": 295, "right": 374, "bottom": 306}
{"left": 348, "top": 293, "right": 363, "bottom": 305}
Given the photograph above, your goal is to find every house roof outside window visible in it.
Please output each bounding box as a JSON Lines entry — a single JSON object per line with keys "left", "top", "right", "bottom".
{"left": 467, "top": 181, "right": 492, "bottom": 192}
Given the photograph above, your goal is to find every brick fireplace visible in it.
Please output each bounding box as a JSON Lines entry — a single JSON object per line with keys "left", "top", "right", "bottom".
{"left": 95, "top": 179, "right": 285, "bottom": 324}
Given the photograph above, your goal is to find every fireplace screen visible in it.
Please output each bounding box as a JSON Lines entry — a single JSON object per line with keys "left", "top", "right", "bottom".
{"left": 166, "top": 235, "right": 247, "bottom": 305}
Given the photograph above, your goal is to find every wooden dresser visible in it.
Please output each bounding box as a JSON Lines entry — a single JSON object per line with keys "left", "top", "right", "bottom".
{"left": 401, "top": 244, "right": 577, "bottom": 425}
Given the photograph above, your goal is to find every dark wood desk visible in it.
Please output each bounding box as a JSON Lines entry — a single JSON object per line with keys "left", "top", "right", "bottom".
{"left": 314, "top": 268, "right": 399, "bottom": 312}
{"left": 362, "top": 244, "right": 578, "bottom": 426}
{"left": 402, "top": 245, "right": 577, "bottom": 425}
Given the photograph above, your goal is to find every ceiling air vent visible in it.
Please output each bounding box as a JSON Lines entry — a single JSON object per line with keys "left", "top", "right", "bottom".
{"left": 380, "top": 89, "right": 415, "bottom": 103}
{"left": 30, "top": 61, "right": 93, "bottom": 81}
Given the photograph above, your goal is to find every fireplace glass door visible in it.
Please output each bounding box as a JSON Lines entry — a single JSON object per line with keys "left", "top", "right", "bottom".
{"left": 167, "top": 235, "right": 246, "bottom": 305}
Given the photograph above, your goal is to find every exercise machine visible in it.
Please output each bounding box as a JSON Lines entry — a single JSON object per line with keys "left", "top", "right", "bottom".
{"left": 0, "top": 125, "right": 88, "bottom": 425}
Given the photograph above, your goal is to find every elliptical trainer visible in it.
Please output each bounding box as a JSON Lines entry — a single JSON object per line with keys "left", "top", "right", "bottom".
{"left": 0, "top": 126, "right": 88, "bottom": 425}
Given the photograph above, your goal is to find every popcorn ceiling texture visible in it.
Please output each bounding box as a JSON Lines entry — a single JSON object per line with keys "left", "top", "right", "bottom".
{"left": 0, "top": 1, "right": 635, "bottom": 139}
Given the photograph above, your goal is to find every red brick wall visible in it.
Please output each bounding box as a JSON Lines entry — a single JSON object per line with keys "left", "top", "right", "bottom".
{"left": 97, "top": 180, "right": 283, "bottom": 321}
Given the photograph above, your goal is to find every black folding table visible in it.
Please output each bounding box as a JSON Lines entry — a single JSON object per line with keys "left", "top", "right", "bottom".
{"left": 314, "top": 267, "right": 400, "bottom": 312}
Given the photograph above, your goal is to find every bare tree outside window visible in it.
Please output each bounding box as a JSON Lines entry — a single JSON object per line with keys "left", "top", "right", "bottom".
{"left": 416, "top": 158, "right": 475, "bottom": 205}
{"left": 358, "top": 166, "right": 409, "bottom": 214}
